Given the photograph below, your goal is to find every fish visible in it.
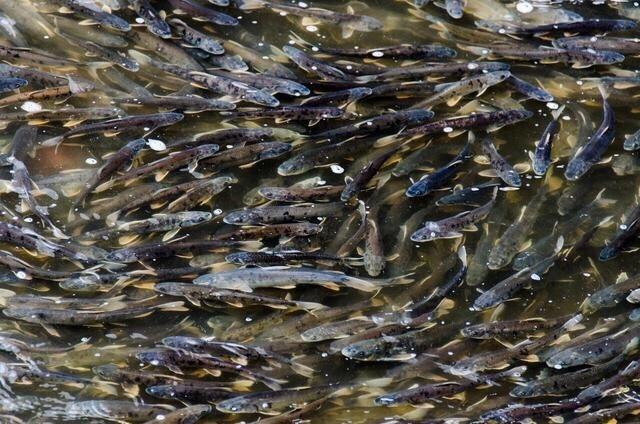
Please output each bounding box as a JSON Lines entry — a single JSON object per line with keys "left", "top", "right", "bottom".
{"left": 154, "top": 282, "right": 325, "bottom": 311}
{"left": 411, "top": 188, "right": 497, "bottom": 242}
{"left": 599, "top": 200, "right": 640, "bottom": 261}
{"left": 474, "top": 236, "right": 563, "bottom": 310}
{"left": 193, "top": 266, "right": 406, "bottom": 292}
{"left": 476, "top": 18, "right": 636, "bottom": 36}
{"left": 65, "top": 400, "right": 173, "bottom": 422}
{"left": 129, "top": 0, "right": 171, "bottom": 38}
{"left": 220, "top": 106, "right": 344, "bottom": 122}
{"left": 224, "top": 202, "right": 347, "bottom": 225}
{"left": 505, "top": 75, "right": 554, "bottom": 102}
{"left": 406, "top": 139, "right": 472, "bottom": 198}
{"left": 50, "top": 0, "right": 131, "bottom": 31}
{"left": 168, "top": 0, "right": 238, "bottom": 25}
{"left": 531, "top": 106, "right": 564, "bottom": 175}
{"left": 565, "top": 86, "right": 615, "bottom": 180}
{"left": 319, "top": 43, "right": 456, "bottom": 59}
{"left": 235, "top": 0, "right": 382, "bottom": 38}
{"left": 116, "top": 95, "right": 235, "bottom": 112}
{"left": 42, "top": 113, "right": 184, "bottom": 146}
{"left": 217, "top": 385, "right": 349, "bottom": 414}
{"left": 142, "top": 405, "right": 211, "bottom": 424}
{"left": 479, "top": 136, "right": 521, "bottom": 187}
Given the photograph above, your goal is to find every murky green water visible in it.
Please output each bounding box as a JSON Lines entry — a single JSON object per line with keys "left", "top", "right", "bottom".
{"left": 0, "top": 0, "right": 640, "bottom": 423}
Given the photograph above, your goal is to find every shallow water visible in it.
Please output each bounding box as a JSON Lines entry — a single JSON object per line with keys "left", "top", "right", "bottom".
{"left": 0, "top": 0, "right": 640, "bottom": 423}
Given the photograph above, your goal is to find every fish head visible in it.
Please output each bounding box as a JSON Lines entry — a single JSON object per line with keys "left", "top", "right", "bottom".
{"left": 350, "top": 16, "right": 383, "bottom": 32}
{"left": 564, "top": 158, "right": 589, "bottom": 181}
{"left": 217, "top": 396, "right": 261, "bottom": 414}
{"left": 487, "top": 70, "right": 512, "bottom": 84}
{"left": 146, "top": 385, "right": 173, "bottom": 399}
{"left": 374, "top": 394, "right": 399, "bottom": 406}
{"left": 245, "top": 90, "right": 280, "bottom": 107}
{"left": 271, "top": 128, "right": 302, "bottom": 141}
{"left": 3, "top": 307, "right": 44, "bottom": 323}
{"left": 410, "top": 222, "right": 441, "bottom": 242}
{"left": 224, "top": 252, "right": 246, "bottom": 265}
{"left": 60, "top": 276, "right": 102, "bottom": 293}
{"left": 106, "top": 249, "right": 136, "bottom": 263}
{"left": 348, "top": 87, "right": 373, "bottom": 100}
{"left": 154, "top": 282, "right": 181, "bottom": 296}
{"left": 341, "top": 339, "right": 382, "bottom": 361}
{"left": 92, "top": 364, "right": 120, "bottom": 380}
{"left": 277, "top": 158, "right": 308, "bottom": 176}
{"left": 509, "top": 384, "right": 537, "bottom": 398}
{"left": 164, "top": 113, "right": 185, "bottom": 125}
{"left": 259, "top": 143, "right": 292, "bottom": 160}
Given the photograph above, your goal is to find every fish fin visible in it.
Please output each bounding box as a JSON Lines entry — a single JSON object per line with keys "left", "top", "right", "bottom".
{"left": 478, "top": 169, "right": 498, "bottom": 178}
{"left": 474, "top": 155, "right": 490, "bottom": 165}
{"left": 117, "top": 234, "right": 139, "bottom": 246}
{"left": 41, "top": 323, "right": 61, "bottom": 337}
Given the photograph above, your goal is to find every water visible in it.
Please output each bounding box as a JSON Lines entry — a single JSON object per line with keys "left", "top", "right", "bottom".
{"left": 0, "top": 0, "right": 638, "bottom": 423}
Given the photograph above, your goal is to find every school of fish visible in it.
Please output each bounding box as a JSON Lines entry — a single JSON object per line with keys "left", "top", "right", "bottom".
{"left": 0, "top": 0, "right": 639, "bottom": 423}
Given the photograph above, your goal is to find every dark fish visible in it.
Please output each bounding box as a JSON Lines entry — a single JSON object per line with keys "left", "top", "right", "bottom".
{"left": 129, "top": 0, "right": 171, "bottom": 38}
{"left": 477, "top": 18, "right": 636, "bottom": 36}
{"left": 167, "top": 0, "right": 238, "bottom": 25}
{"left": 565, "top": 86, "right": 615, "bottom": 180}
{"left": 531, "top": 106, "right": 564, "bottom": 175}
{"left": 406, "top": 140, "right": 471, "bottom": 198}
{"left": 320, "top": 43, "right": 456, "bottom": 59}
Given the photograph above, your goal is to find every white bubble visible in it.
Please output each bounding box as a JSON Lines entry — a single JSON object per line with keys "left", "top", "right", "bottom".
{"left": 330, "top": 164, "right": 344, "bottom": 174}
{"left": 214, "top": 209, "right": 223, "bottom": 215}
{"left": 21, "top": 101, "right": 42, "bottom": 112}
{"left": 85, "top": 158, "right": 98, "bottom": 165}
{"left": 546, "top": 102, "right": 559, "bottom": 110}
{"left": 135, "top": 17, "right": 145, "bottom": 24}
{"left": 147, "top": 139, "right": 166, "bottom": 151}
{"left": 516, "top": 1, "right": 533, "bottom": 13}
{"left": 531, "top": 273, "right": 541, "bottom": 281}
{"left": 371, "top": 51, "right": 384, "bottom": 58}
{"left": 306, "top": 25, "right": 318, "bottom": 32}
{"left": 443, "top": 126, "right": 453, "bottom": 133}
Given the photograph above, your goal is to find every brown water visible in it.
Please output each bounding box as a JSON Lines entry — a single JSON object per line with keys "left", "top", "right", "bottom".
{"left": 0, "top": 0, "right": 639, "bottom": 423}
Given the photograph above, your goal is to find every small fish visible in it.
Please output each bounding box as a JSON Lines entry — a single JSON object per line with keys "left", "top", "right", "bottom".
{"left": 168, "top": 0, "right": 238, "bottom": 25}
{"left": 623, "top": 128, "right": 640, "bottom": 151}
{"left": 444, "top": 0, "right": 465, "bottom": 19}
{"left": 113, "top": 144, "right": 220, "bottom": 182}
{"left": 283, "top": 45, "right": 350, "bottom": 81}
{"left": 436, "top": 181, "right": 502, "bottom": 207}
{"left": 224, "top": 202, "right": 346, "bottom": 225}
{"left": 3, "top": 301, "right": 186, "bottom": 326}
{"left": 129, "top": 0, "right": 171, "bottom": 38}
{"left": 225, "top": 251, "right": 342, "bottom": 266}
{"left": 599, "top": 201, "right": 640, "bottom": 261}
{"left": 320, "top": 43, "right": 456, "bottom": 59}
{"left": 146, "top": 383, "right": 233, "bottom": 403}
{"left": 235, "top": 0, "right": 382, "bottom": 38}
{"left": 480, "top": 136, "right": 521, "bottom": 187}
{"left": 0, "top": 79, "right": 94, "bottom": 108}
{"left": 194, "top": 266, "right": 404, "bottom": 292}
{"left": 42, "top": 113, "right": 184, "bottom": 146}
{"left": 65, "top": 400, "right": 173, "bottom": 422}
{"left": 506, "top": 75, "right": 553, "bottom": 102}
{"left": 475, "top": 237, "right": 563, "bottom": 310}
{"left": 142, "top": 405, "right": 211, "bottom": 424}
{"left": 476, "top": 18, "right": 636, "bottom": 36}
{"left": 116, "top": 95, "right": 235, "bottom": 112}
{"left": 301, "top": 87, "right": 372, "bottom": 107}
{"left": 73, "top": 138, "right": 146, "bottom": 209}
{"left": 169, "top": 18, "right": 223, "bottom": 54}
{"left": 462, "top": 315, "right": 572, "bottom": 340}
{"left": 106, "top": 240, "right": 240, "bottom": 263}
{"left": 406, "top": 140, "right": 472, "bottom": 198}
{"left": 531, "top": 106, "right": 564, "bottom": 175}
{"left": 220, "top": 106, "right": 344, "bottom": 122}
{"left": 165, "top": 175, "right": 237, "bottom": 212}
{"left": 136, "top": 348, "right": 284, "bottom": 389}
{"left": 565, "top": 86, "right": 615, "bottom": 180}
{"left": 553, "top": 36, "right": 640, "bottom": 54}
{"left": 78, "top": 39, "right": 139, "bottom": 71}
{"left": 258, "top": 185, "right": 343, "bottom": 203}
{"left": 581, "top": 273, "right": 640, "bottom": 314}
{"left": 50, "top": 0, "right": 131, "bottom": 31}
{"left": 216, "top": 385, "right": 348, "bottom": 414}
{"left": 301, "top": 318, "right": 375, "bottom": 342}
{"left": 414, "top": 70, "right": 510, "bottom": 109}
{"left": 341, "top": 146, "right": 399, "bottom": 201}
{"left": 411, "top": 188, "right": 497, "bottom": 242}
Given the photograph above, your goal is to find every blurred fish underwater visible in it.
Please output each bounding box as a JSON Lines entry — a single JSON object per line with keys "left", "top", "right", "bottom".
{"left": 0, "top": 0, "right": 639, "bottom": 423}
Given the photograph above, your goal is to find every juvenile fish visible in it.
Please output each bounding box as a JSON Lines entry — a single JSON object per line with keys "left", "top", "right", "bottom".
{"left": 129, "top": 0, "right": 171, "bottom": 38}
{"left": 411, "top": 188, "right": 497, "bottom": 242}
{"left": 169, "top": 18, "right": 222, "bottom": 54}
{"left": 236, "top": 0, "right": 382, "bottom": 37}
{"left": 474, "top": 237, "right": 563, "bottom": 310}
{"left": 320, "top": 43, "right": 456, "bottom": 59}
{"left": 146, "top": 383, "right": 232, "bottom": 403}
{"left": 301, "top": 87, "right": 372, "bottom": 107}
{"left": 224, "top": 202, "right": 346, "bottom": 225}
{"left": 66, "top": 400, "right": 172, "bottom": 422}
{"left": 480, "top": 136, "right": 521, "bottom": 187}
{"left": 0, "top": 80, "right": 94, "bottom": 108}
{"left": 414, "top": 70, "right": 510, "bottom": 109}
{"left": 50, "top": 0, "right": 131, "bottom": 31}
{"left": 258, "top": 185, "right": 343, "bottom": 202}
{"left": 506, "top": 75, "right": 554, "bottom": 102}
{"left": 531, "top": 106, "right": 564, "bottom": 175}
{"left": 283, "top": 45, "right": 350, "bottom": 81}
{"left": 565, "top": 86, "right": 615, "bottom": 180}
{"left": 113, "top": 144, "right": 220, "bottom": 182}
{"left": 168, "top": 0, "right": 238, "bottom": 25}
{"left": 73, "top": 138, "right": 146, "bottom": 208}
{"left": 116, "top": 95, "right": 234, "bottom": 112}
{"left": 476, "top": 18, "right": 636, "bottom": 36}
{"left": 154, "top": 282, "right": 325, "bottom": 311}
{"left": 599, "top": 202, "right": 640, "bottom": 261}
{"left": 406, "top": 141, "right": 471, "bottom": 197}
{"left": 220, "top": 106, "right": 344, "bottom": 122}
{"left": 217, "top": 385, "right": 347, "bottom": 414}
{"left": 107, "top": 240, "right": 239, "bottom": 263}
{"left": 194, "top": 266, "right": 397, "bottom": 292}
{"left": 165, "top": 176, "right": 237, "bottom": 213}
{"left": 42, "top": 113, "right": 184, "bottom": 146}
{"left": 142, "top": 405, "right": 211, "bottom": 424}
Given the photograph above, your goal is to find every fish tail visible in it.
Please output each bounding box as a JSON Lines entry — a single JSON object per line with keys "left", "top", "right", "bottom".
{"left": 295, "top": 301, "right": 327, "bottom": 312}
{"left": 551, "top": 104, "right": 566, "bottom": 121}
